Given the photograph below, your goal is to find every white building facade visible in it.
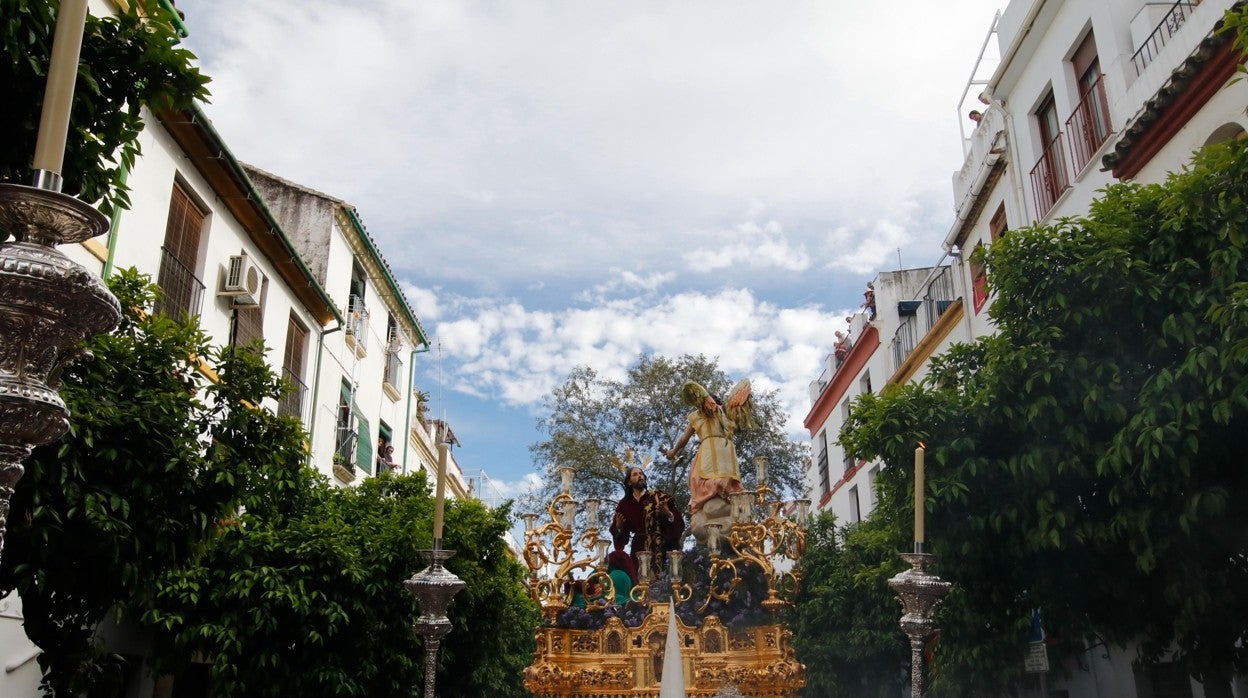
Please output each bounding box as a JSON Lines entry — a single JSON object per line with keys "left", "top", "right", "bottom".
{"left": 805, "top": 0, "right": 1248, "bottom": 696}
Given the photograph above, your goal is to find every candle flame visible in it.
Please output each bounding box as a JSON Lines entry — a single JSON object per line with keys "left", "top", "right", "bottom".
{"left": 917, "top": 441, "right": 926, "bottom": 449}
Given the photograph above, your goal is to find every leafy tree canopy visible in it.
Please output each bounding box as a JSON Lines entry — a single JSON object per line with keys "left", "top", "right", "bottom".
{"left": 1, "top": 0, "right": 209, "bottom": 216}
{"left": 788, "top": 513, "right": 910, "bottom": 698}
{"left": 1, "top": 271, "right": 539, "bottom": 696}
{"left": 833, "top": 135, "right": 1248, "bottom": 696}
{"left": 527, "top": 354, "right": 808, "bottom": 518}
{"left": 0, "top": 269, "right": 306, "bottom": 696}
{"left": 142, "top": 475, "right": 540, "bottom": 698}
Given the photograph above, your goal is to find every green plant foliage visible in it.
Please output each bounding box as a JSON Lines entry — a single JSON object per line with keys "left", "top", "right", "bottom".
{"left": 788, "top": 513, "right": 910, "bottom": 697}
{"left": 0, "top": 270, "right": 539, "bottom": 696}
{"left": 528, "top": 354, "right": 808, "bottom": 514}
{"left": 141, "top": 472, "right": 539, "bottom": 698}
{"left": 831, "top": 137, "right": 1248, "bottom": 696}
{"left": 0, "top": 269, "right": 303, "bottom": 696}
{"left": 0, "top": 0, "right": 209, "bottom": 218}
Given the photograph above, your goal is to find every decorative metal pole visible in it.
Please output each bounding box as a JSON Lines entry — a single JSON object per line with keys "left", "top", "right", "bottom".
{"left": 404, "top": 548, "right": 466, "bottom": 698}
{"left": 0, "top": 0, "right": 120, "bottom": 564}
{"left": 887, "top": 552, "right": 950, "bottom": 698}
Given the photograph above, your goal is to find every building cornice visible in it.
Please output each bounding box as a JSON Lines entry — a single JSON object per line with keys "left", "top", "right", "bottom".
{"left": 803, "top": 325, "right": 880, "bottom": 435}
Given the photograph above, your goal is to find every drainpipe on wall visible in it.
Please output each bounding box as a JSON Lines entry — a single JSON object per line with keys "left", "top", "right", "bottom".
{"left": 100, "top": 144, "right": 134, "bottom": 279}
{"left": 401, "top": 342, "right": 433, "bottom": 475}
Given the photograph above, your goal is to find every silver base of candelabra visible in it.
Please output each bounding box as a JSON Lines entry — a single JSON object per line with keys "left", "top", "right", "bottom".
{"left": 0, "top": 183, "right": 120, "bottom": 563}
{"left": 888, "top": 552, "right": 951, "bottom": 698}
{"left": 404, "top": 548, "right": 466, "bottom": 698}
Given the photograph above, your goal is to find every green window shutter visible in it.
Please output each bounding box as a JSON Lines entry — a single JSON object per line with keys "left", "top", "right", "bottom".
{"left": 355, "top": 411, "right": 373, "bottom": 474}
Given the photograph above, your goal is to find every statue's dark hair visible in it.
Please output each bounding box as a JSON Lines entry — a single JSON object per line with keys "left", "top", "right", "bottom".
{"left": 622, "top": 466, "right": 644, "bottom": 494}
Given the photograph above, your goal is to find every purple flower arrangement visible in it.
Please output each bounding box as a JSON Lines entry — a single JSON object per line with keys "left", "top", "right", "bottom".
{"left": 551, "top": 545, "right": 773, "bottom": 632}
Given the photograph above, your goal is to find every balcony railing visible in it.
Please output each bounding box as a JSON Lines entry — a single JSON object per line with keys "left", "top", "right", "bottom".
{"left": 345, "top": 293, "right": 368, "bottom": 337}
{"left": 335, "top": 425, "right": 357, "bottom": 471}
{"left": 891, "top": 316, "right": 919, "bottom": 376}
{"left": 1132, "top": 0, "right": 1202, "bottom": 75}
{"left": 383, "top": 347, "right": 404, "bottom": 390}
{"left": 154, "top": 246, "right": 205, "bottom": 320}
{"left": 277, "top": 366, "right": 308, "bottom": 421}
{"left": 924, "top": 266, "right": 956, "bottom": 328}
{"left": 1066, "top": 73, "right": 1113, "bottom": 174}
{"left": 1030, "top": 133, "right": 1070, "bottom": 219}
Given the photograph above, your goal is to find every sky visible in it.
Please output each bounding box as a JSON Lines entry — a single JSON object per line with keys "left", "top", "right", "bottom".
{"left": 175, "top": 0, "right": 1006, "bottom": 504}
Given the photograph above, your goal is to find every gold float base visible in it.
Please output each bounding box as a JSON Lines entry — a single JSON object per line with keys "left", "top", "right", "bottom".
{"left": 523, "top": 606, "right": 805, "bottom": 697}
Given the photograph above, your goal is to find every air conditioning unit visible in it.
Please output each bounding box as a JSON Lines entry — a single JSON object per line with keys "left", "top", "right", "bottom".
{"left": 220, "top": 253, "right": 261, "bottom": 306}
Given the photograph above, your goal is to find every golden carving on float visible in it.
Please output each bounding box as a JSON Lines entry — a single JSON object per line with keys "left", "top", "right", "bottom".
{"left": 523, "top": 605, "right": 804, "bottom": 697}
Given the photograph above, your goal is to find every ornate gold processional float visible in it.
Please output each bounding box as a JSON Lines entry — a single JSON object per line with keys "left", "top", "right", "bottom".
{"left": 522, "top": 463, "right": 811, "bottom": 697}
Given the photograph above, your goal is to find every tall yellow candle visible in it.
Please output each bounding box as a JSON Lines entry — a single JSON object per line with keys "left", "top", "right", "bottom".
{"left": 433, "top": 442, "right": 448, "bottom": 544}
{"left": 914, "top": 444, "right": 926, "bottom": 546}
{"left": 33, "top": 0, "right": 90, "bottom": 177}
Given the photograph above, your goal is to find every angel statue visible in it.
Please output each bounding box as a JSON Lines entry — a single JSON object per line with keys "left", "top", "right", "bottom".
{"left": 665, "top": 379, "right": 756, "bottom": 543}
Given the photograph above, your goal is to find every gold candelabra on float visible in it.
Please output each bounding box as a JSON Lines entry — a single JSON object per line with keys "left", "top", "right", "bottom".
{"left": 698, "top": 457, "right": 811, "bottom": 616}
{"left": 522, "top": 458, "right": 811, "bottom": 616}
{"left": 522, "top": 466, "right": 616, "bottom": 619}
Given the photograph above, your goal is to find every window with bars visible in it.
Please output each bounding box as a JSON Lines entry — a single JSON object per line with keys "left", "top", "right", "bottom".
{"left": 155, "top": 184, "right": 207, "bottom": 319}
{"left": 278, "top": 315, "right": 309, "bottom": 420}
{"left": 816, "top": 431, "right": 830, "bottom": 496}
{"left": 971, "top": 242, "right": 989, "bottom": 314}
{"left": 232, "top": 281, "right": 266, "bottom": 354}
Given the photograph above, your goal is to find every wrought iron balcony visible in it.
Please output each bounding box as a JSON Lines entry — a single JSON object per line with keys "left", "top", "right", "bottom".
{"left": 384, "top": 346, "right": 404, "bottom": 390}
{"left": 277, "top": 366, "right": 308, "bottom": 421}
{"left": 154, "top": 246, "right": 205, "bottom": 320}
{"left": 1066, "top": 73, "right": 1113, "bottom": 174}
{"left": 1030, "top": 133, "right": 1070, "bottom": 219}
{"left": 1132, "top": 0, "right": 1203, "bottom": 75}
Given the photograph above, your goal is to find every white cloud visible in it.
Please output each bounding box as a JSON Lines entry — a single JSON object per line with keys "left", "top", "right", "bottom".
{"left": 419, "top": 286, "right": 844, "bottom": 437}
{"left": 179, "top": 0, "right": 1007, "bottom": 294}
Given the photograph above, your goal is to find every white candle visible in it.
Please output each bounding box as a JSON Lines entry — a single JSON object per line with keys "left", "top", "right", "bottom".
{"left": 914, "top": 444, "right": 926, "bottom": 545}
{"left": 433, "top": 442, "right": 448, "bottom": 543}
{"left": 33, "top": 0, "right": 90, "bottom": 177}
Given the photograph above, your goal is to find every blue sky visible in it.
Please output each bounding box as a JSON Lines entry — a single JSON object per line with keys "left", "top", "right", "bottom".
{"left": 176, "top": 0, "right": 1006, "bottom": 502}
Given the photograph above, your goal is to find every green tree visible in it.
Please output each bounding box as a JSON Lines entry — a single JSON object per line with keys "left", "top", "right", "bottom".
{"left": 141, "top": 474, "right": 540, "bottom": 697}
{"left": 838, "top": 136, "right": 1248, "bottom": 696}
{"left": 0, "top": 0, "right": 209, "bottom": 215}
{"left": 788, "top": 512, "right": 909, "bottom": 697}
{"left": 0, "top": 269, "right": 302, "bottom": 696}
{"left": 1, "top": 271, "right": 539, "bottom": 696}
{"left": 528, "top": 354, "right": 808, "bottom": 515}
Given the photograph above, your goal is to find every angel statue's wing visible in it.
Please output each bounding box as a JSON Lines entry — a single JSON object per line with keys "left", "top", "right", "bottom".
{"left": 724, "top": 378, "right": 756, "bottom": 430}
{"left": 725, "top": 379, "right": 752, "bottom": 408}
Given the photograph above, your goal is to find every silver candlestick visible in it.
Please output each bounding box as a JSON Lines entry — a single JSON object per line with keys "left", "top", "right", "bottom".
{"left": 888, "top": 552, "right": 951, "bottom": 698}
{"left": 0, "top": 183, "right": 120, "bottom": 564}
{"left": 404, "top": 548, "right": 466, "bottom": 698}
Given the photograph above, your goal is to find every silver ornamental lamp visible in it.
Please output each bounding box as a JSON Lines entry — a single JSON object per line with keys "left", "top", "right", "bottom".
{"left": 887, "top": 553, "right": 950, "bottom": 698}
{"left": 405, "top": 440, "right": 466, "bottom": 697}
{"left": 887, "top": 443, "right": 951, "bottom": 698}
{"left": 0, "top": 0, "right": 121, "bottom": 564}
